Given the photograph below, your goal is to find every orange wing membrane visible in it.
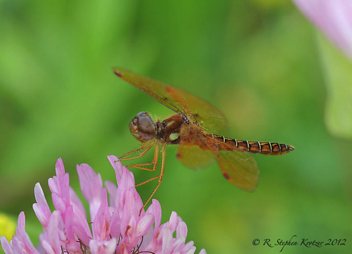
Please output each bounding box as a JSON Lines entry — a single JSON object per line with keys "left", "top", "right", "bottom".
{"left": 113, "top": 68, "right": 230, "bottom": 136}
{"left": 113, "top": 67, "right": 294, "bottom": 211}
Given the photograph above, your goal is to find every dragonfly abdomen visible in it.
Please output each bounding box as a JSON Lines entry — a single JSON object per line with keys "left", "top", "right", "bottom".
{"left": 237, "top": 140, "right": 294, "bottom": 155}
{"left": 213, "top": 134, "right": 294, "bottom": 155}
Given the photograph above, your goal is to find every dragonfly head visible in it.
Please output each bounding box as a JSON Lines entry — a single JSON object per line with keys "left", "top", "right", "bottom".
{"left": 130, "top": 111, "right": 156, "bottom": 142}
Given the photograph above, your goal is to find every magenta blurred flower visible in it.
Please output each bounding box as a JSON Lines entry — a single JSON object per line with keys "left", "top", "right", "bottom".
{"left": 293, "top": 0, "right": 352, "bottom": 61}
{"left": 0, "top": 156, "right": 206, "bottom": 254}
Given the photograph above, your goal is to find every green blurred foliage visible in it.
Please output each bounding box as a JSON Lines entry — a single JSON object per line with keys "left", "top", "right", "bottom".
{"left": 0, "top": 0, "right": 351, "bottom": 253}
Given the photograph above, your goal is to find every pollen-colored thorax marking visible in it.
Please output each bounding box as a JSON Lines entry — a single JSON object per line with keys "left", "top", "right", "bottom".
{"left": 169, "top": 132, "right": 180, "bottom": 141}
{"left": 166, "top": 121, "right": 175, "bottom": 128}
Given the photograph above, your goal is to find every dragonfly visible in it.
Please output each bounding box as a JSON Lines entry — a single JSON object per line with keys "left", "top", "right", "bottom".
{"left": 113, "top": 68, "right": 294, "bottom": 210}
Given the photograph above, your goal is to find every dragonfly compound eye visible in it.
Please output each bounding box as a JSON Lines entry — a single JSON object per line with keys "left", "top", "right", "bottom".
{"left": 130, "top": 112, "right": 156, "bottom": 142}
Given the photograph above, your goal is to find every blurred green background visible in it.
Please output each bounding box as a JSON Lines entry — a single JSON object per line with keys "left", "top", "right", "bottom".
{"left": 1, "top": 0, "right": 351, "bottom": 253}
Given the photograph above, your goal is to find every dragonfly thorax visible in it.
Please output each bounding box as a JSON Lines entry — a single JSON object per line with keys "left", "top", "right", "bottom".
{"left": 156, "top": 114, "right": 185, "bottom": 145}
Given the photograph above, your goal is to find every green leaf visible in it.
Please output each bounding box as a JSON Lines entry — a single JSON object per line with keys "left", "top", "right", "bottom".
{"left": 317, "top": 32, "right": 352, "bottom": 139}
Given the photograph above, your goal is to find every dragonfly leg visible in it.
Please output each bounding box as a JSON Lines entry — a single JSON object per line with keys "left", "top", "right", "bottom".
{"left": 140, "top": 144, "right": 166, "bottom": 214}
{"left": 118, "top": 140, "right": 154, "bottom": 161}
{"left": 117, "top": 141, "right": 165, "bottom": 214}
{"left": 135, "top": 175, "right": 159, "bottom": 188}
{"left": 126, "top": 142, "right": 159, "bottom": 171}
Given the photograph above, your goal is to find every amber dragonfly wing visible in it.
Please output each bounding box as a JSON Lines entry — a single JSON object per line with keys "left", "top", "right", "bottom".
{"left": 113, "top": 67, "right": 230, "bottom": 136}
{"left": 176, "top": 122, "right": 216, "bottom": 170}
{"left": 214, "top": 148, "right": 259, "bottom": 191}
{"left": 177, "top": 122, "right": 259, "bottom": 190}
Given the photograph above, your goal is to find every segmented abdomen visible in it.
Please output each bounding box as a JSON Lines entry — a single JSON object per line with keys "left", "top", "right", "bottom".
{"left": 213, "top": 135, "right": 294, "bottom": 155}
{"left": 236, "top": 140, "right": 294, "bottom": 155}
